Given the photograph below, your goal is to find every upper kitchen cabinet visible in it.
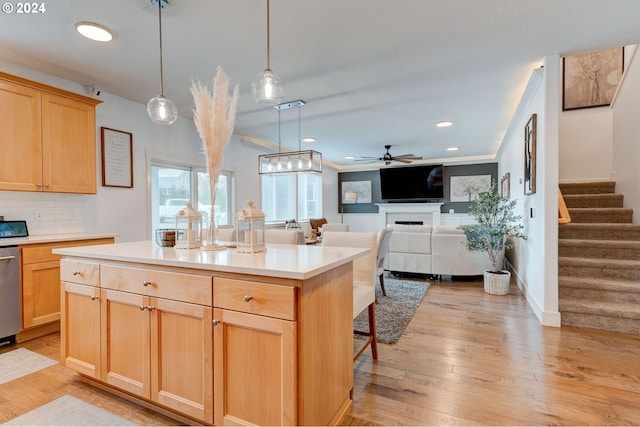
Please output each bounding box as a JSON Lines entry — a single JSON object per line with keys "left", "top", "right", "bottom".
{"left": 0, "top": 71, "right": 102, "bottom": 194}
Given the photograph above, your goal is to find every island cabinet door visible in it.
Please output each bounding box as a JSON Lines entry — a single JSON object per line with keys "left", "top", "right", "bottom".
{"left": 213, "top": 308, "right": 296, "bottom": 427}
{"left": 150, "top": 297, "right": 213, "bottom": 425}
{"left": 60, "top": 281, "right": 101, "bottom": 378}
{"left": 100, "top": 288, "right": 150, "bottom": 398}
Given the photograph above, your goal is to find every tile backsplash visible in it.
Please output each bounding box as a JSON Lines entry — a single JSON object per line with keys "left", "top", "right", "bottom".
{"left": 0, "top": 191, "right": 89, "bottom": 236}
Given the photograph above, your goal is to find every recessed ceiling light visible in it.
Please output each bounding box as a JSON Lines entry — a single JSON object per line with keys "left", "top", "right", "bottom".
{"left": 446, "top": 147, "right": 459, "bottom": 151}
{"left": 302, "top": 137, "right": 316, "bottom": 143}
{"left": 436, "top": 120, "right": 453, "bottom": 128}
{"left": 345, "top": 156, "right": 355, "bottom": 160}
{"left": 75, "top": 22, "right": 113, "bottom": 42}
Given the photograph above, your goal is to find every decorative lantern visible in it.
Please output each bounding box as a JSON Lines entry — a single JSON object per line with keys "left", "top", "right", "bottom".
{"left": 174, "top": 201, "right": 202, "bottom": 249}
{"left": 236, "top": 199, "right": 266, "bottom": 253}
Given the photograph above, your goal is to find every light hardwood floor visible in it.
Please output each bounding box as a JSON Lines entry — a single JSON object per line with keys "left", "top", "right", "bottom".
{"left": 1, "top": 276, "right": 639, "bottom": 426}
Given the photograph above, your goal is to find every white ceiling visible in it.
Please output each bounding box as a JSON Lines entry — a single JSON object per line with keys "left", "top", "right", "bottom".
{"left": 2, "top": 0, "right": 640, "bottom": 168}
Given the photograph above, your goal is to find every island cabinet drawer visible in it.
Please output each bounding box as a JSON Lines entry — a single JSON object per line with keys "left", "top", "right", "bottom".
{"left": 214, "top": 277, "right": 296, "bottom": 321}
{"left": 101, "top": 265, "right": 213, "bottom": 306}
{"left": 60, "top": 260, "right": 100, "bottom": 286}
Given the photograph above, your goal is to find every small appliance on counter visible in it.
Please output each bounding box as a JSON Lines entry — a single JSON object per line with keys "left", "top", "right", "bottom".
{"left": 0, "top": 219, "right": 28, "bottom": 347}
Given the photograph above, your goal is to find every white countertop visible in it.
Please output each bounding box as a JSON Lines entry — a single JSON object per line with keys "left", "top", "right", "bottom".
{"left": 53, "top": 240, "right": 369, "bottom": 280}
{"left": 0, "top": 233, "right": 118, "bottom": 246}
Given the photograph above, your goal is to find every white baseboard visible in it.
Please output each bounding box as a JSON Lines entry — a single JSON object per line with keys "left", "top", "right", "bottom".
{"left": 507, "top": 261, "right": 561, "bottom": 327}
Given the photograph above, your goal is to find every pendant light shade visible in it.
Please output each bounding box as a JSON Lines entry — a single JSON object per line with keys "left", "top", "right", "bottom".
{"left": 148, "top": 0, "right": 178, "bottom": 125}
{"left": 251, "top": 0, "right": 285, "bottom": 104}
{"left": 251, "top": 69, "right": 285, "bottom": 104}
{"left": 147, "top": 95, "right": 178, "bottom": 125}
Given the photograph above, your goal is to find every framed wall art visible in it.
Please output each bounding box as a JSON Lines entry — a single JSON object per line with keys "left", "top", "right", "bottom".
{"left": 562, "top": 47, "right": 624, "bottom": 111}
{"left": 101, "top": 127, "right": 133, "bottom": 188}
{"left": 341, "top": 180, "right": 372, "bottom": 204}
{"left": 500, "top": 172, "right": 510, "bottom": 199}
{"left": 450, "top": 174, "right": 491, "bottom": 202}
{"left": 524, "top": 114, "right": 536, "bottom": 195}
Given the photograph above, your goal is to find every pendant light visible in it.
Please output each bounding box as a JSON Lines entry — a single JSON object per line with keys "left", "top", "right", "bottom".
{"left": 258, "top": 100, "right": 322, "bottom": 175}
{"left": 251, "top": 0, "right": 285, "bottom": 104}
{"left": 147, "top": 0, "right": 178, "bottom": 125}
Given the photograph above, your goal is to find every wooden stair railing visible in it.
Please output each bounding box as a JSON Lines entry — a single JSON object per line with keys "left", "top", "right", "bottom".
{"left": 558, "top": 188, "right": 571, "bottom": 225}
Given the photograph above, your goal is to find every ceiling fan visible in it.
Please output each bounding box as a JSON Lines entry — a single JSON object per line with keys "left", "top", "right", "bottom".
{"left": 357, "top": 145, "right": 423, "bottom": 165}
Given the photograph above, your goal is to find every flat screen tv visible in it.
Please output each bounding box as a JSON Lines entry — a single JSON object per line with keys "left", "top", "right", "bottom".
{"left": 379, "top": 164, "right": 444, "bottom": 201}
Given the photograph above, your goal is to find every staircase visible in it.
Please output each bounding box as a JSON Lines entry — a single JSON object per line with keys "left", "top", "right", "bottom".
{"left": 558, "top": 181, "right": 640, "bottom": 335}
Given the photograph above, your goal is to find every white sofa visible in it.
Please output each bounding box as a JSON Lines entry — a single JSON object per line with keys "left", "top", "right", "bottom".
{"left": 387, "top": 224, "right": 495, "bottom": 277}
{"left": 388, "top": 224, "right": 433, "bottom": 275}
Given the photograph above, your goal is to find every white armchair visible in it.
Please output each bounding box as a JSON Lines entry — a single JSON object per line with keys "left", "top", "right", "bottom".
{"left": 321, "top": 223, "right": 349, "bottom": 233}
{"left": 322, "top": 231, "right": 378, "bottom": 361}
{"left": 375, "top": 227, "right": 394, "bottom": 296}
{"left": 264, "top": 229, "right": 305, "bottom": 245}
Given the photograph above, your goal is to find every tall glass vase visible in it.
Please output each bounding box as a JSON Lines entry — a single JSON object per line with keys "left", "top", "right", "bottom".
{"left": 201, "top": 190, "right": 225, "bottom": 250}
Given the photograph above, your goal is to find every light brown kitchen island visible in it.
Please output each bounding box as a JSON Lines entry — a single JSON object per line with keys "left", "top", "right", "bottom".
{"left": 54, "top": 240, "right": 367, "bottom": 426}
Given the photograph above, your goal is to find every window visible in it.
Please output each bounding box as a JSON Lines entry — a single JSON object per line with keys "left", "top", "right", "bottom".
{"left": 150, "top": 160, "right": 234, "bottom": 235}
{"left": 261, "top": 174, "right": 322, "bottom": 223}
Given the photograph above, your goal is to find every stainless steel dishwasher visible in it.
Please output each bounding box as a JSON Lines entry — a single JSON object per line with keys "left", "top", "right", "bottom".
{"left": 0, "top": 220, "right": 28, "bottom": 347}
{"left": 0, "top": 245, "right": 20, "bottom": 346}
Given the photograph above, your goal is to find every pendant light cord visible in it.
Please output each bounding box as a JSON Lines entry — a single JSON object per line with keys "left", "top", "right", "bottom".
{"left": 298, "top": 105, "right": 301, "bottom": 151}
{"left": 266, "top": 0, "right": 271, "bottom": 71}
{"left": 157, "top": 0, "right": 165, "bottom": 96}
{"left": 277, "top": 108, "right": 282, "bottom": 153}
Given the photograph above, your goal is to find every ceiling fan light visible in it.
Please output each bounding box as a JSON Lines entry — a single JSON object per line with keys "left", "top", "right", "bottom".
{"left": 147, "top": 95, "right": 178, "bottom": 125}
{"left": 75, "top": 22, "right": 113, "bottom": 42}
{"left": 251, "top": 69, "right": 285, "bottom": 104}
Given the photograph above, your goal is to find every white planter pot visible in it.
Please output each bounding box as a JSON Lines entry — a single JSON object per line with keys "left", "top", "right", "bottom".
{"left": 483, "top": 270, "right": 511, "bottom": 295}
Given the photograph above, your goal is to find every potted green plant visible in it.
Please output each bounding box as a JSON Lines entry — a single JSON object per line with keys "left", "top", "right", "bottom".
{"left": 460, "top": 181, "right": 526, "bottom": 295}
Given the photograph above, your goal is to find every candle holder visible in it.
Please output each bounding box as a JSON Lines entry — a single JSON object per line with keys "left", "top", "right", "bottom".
{"left": 236, "top": 199, "right": 266, "bottom": 253}
{"left": 174, "top": 201, "right": 202, "bottom": 249}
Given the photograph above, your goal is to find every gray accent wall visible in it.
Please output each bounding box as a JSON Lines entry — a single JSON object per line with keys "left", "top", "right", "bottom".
{"left": 338, "top": 162, "right": 498, "bottom": 214}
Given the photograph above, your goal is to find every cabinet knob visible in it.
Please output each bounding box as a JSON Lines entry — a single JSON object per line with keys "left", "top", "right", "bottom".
{"left": 212, "top": 319, "right": 220, "bottom": 326}
{"left": 91, "top": 295, "right": 98, "bottom": 301}
{"left": 72, "top": 271, "right": 81, "bottom": 276}
{"left": 244, "top": 295, "right": 253, "bottom": 302}
{"left": 146, "top": 305, "right": 156, "bottom": 311}
{"left": 45, "top": 183, "right": 50, "bottom": 188}
{"left": 143, "top": 280, "right": 152, "bottom": 287}
{"left": 37, "top": 183, "right": 42, "bottom": 188}
{"left": 139, "top": 305, "right": 145, "bottom": 311}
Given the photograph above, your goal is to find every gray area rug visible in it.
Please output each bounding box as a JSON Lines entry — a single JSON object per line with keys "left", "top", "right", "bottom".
{"left": 2, "top": 395, "right": 136, "bottom": 426}
{"left": 0, "top": 348, "right": 57, "bottom": 385}
{"left": 354, "top": 277, "right": 429, "bottom": 344}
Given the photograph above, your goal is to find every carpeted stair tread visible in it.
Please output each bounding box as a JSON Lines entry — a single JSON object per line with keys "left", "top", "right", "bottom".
{"left": 558, "top": 257, "right": 640, "bottom": 281}
{"left": 558, "top": 256, "right": 640, "bottom": 269}
{"left": 559, "top": 298, "right": 640, "bottom": 320}
{"left": 567, "top": 207, "right": 633, "bottom": 223}
{"left": 558, "top": 239, "right": 640, "bottom": 259}
{"left": 563, "top": 193, "right": 624, "bottom": 208}
{"left": 559, "top": 276, "right": 640, "bottom": 293}
{"left": 559, "top": 181, "right": 615, "bottom": 195}
{"left": 559, "top": 223, "right": 640, "bottom": 240}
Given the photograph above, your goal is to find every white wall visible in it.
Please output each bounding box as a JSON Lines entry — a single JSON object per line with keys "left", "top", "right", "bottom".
{"left": 612, "top": 49, "right": 640, "bottom": 223}
{"left": 0, "top": 60, "right": 340, "bottom": 241}
{"left": 559, "top": 109, "right": 613, "bottom": 182}
{"left": 558, "top": 46, "right": 636, "bottom": 182}
{"left": 496, "top": 56, "right": 561, "bottom": 327}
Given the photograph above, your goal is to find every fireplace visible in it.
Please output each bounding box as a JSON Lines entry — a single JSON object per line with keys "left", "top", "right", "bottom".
{"left": 376, "top": 203, "right": 443, "bottom": 228}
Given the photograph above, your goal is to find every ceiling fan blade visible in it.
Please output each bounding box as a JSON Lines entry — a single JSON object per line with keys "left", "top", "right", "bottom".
{"left": 394, "top": 154, "right": 421, "bottom": 159}
{"left": 394, "top": 158, "right": 413, "bottom": 164}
